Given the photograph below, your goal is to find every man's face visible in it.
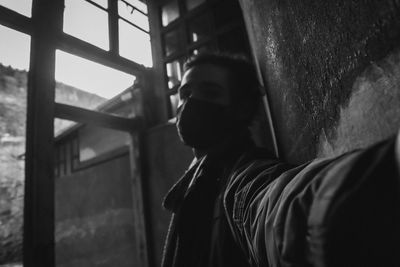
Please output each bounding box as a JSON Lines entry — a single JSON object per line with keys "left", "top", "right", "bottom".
{"left": 178, "top": 63, "right": 233, "bottom": 108}
{"left": 175, "top": 63, "right": 238, "bottom": 149}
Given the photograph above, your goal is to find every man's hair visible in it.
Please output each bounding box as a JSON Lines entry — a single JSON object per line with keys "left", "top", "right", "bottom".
{"left": 183, "top": 51, "right": 260, "bottom": 125}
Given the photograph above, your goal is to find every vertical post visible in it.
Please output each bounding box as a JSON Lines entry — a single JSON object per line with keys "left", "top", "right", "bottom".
{"left": 23, "top": 0, "right": 63, "bottom": 266}
{"left": 147, "top": 0, "right": 169, "bottom": 123}
{"left": 129, "top": 129, "right": 150, "bottom": 267}
{"left": 108, "top": 0, "right": 119, "bottom": 55}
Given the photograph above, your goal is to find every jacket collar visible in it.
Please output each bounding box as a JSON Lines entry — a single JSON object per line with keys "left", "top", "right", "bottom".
{"left": 163, "top": 130, "right": 255, "bottom": 213}
{"left": 163, "top": 156, "right": 208, "bottom": 212}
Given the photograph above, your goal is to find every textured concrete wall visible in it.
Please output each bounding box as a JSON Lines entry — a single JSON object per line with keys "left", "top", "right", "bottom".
{"left": 240, "top": 0, "right": 400, "bottom": 163}
{"left": 55, "top": 153, "right": 138, "bottom": 267}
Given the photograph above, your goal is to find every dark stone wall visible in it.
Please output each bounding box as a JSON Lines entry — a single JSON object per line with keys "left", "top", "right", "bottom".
{"left": 240, "top": 0, "right": 400, "bottom": 163}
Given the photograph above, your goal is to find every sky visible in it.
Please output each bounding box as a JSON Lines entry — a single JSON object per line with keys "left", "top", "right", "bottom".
{"left": 0, "top": 0, "right": 152, "bottom": 99}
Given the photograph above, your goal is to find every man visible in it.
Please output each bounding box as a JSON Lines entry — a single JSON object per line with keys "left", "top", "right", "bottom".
{"left": 162, "top": 52, "right": 400, "bottom": 267}
{"left": 162, "top": 52, "right": 264, "bottom": 267}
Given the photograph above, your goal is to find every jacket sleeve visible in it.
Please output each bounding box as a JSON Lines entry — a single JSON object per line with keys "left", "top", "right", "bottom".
{"left": 223, "top": 137, "right": 400, "bottom": 267}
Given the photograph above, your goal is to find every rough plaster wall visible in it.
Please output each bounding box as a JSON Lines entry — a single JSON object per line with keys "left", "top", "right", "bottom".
{"left": 318, "top": 49, "right": 400, "bottom": 157}
{"left": 240, "top": 0, "right": 400, "bottom": 163}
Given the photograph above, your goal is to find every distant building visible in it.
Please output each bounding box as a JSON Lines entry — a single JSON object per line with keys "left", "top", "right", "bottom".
{"left": 54, "top": 83, "right": 143, "bottom": 177}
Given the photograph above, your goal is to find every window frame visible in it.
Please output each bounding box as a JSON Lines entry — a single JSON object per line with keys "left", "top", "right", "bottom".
{"left": 0, "top": 0, "right": 151, "bottom": 266}
{"left": 155, "top": 0, "right": 250, "bottom": 118}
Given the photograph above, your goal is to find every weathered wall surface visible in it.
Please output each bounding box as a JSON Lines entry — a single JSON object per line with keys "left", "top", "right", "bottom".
{"left": 240, "top": 0, "right": 400, "bottom": 163}
{"left": 55, "top": 153, "right": 138, "bottom": 267}
{"left": 142, "top": 122, "right": 193, "bottom": 266}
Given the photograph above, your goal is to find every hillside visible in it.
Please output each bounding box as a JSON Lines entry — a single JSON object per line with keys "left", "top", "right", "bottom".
{"left": 0, "top": 64, "right": 106, "bottom": 264}
{"left": 0, "top": 64, "right": 106, "bottom": 137}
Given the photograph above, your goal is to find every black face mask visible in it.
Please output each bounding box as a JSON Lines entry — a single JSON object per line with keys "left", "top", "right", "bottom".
{"left": 176, "top": 98, "right": 235, "bottom": 149}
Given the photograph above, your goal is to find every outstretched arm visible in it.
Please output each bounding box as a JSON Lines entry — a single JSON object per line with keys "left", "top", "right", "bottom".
{"left": 224, "top": 136, "right": 400, "bottom": 267}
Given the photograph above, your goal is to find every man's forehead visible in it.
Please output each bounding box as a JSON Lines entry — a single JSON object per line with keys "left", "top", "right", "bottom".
{"left": 181, "top": 64, "right": 232, "bottom": 86}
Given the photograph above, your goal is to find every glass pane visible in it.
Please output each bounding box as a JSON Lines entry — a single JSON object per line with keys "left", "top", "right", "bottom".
{"left": 166, "top": 60, "right": 182, "bottom": 89}
{"left": 185, "top": 0, "right": 206, "bottom": 10}
{"left": 161, "top": 0, "right": 179, "bottom": 27}
{"left": 163, "top": 27, "right": 184, "bottom": 56}
{"left": 0, "top": 26, "right": 30, "bottom": 266}
{"left": 123, "top": 0, "right": 147, "bottom": 14}
{"left": 55, "top": 50, "right": 138, "bottom": 115}
{"left": 63, "top": 0, "right": 109, "bottom": 50}
{"left": 0, "top": 25, "right": 30, "bottom": 71}
{"left": 0, "top": 0, "right": 32, "bottom": 17}
{"left": 90, "top": 0, "right": 108, "bottom": 8}
{"left": 189, "top": 12, "right": 213, "bottom": 43}
{"left": 54, "top": 119, "right": 78, "bottom": 178}
{"left": 54, "top": 122, "right": 138, "bottom": 266}
{"left": 54, "top": 118, "right": 77, "bottom": 137}
{"left": 119, "top": 19, "right": 153, "bottom": 67}
{"left": 118, "top": 0, "right": 149, "bottom": 32}
{"left": 170, "top": 93, "right": 180, "bottom": 117}
{"left": 78, "top": 125, "right": 130, "bottom": 162}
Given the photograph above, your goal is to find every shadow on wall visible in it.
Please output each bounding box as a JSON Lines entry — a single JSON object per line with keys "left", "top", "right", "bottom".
{"left": 240, "top": 0, "right": 400, "bottom": 164}
{"left": 319, "top": 49, "right": 400, "bottom": 158}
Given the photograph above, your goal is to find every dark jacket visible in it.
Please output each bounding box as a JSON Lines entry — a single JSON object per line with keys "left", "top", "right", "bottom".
{"left": 162, "top": 133, "right": 268, "bottom": 267}
{"left": 162, "top": 135, "right": 400, "bottom": 267}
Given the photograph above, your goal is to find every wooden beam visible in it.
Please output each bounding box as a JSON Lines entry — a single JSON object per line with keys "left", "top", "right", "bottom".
{"left": 23, "top": 0, "right": 64, "bottom": 266}
{"left": 147, "top": 0, "right": 169, "bottom": 123}
{"left": 0, "top": 5, "right": 32, "bottom": 34}
{"left": 119, "top": 0, "right": 148, "bottom": 16}
{"left": 54, "top": 103, "right": 143, "bottom": 132}
{"left": 129, "top": 132, "right": 150, "bottom": 267}
{"left": 56, "top": 32, "right": 149, "bottom": 77}
{"left": 108, "top": 0, "right": 119, "bottom": 55}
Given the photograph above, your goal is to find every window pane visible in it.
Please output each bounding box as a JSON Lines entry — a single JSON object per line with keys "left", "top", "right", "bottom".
{"left": 79, "top": 125, "right": 130, "bottom": 162}
{"left": 119, "top": 19, "right": 153, "bottom": 67}
{"left": 0, "top": 0, "right": 32, "bottom": 17}
{"left": 54, "top": 121, "right": 131, "bottom": 171}
{"left": 118, "top": 0, "right": 149, "bottom": 32}
{"left": 54, "top": 118, "right": 77, "bottom": 137}
{"left": 63, "top": 0, "right": 109, "bottom": 50}
{"left": 54, "top": 122, "right": 137, "bottom": 266}
{"left": 189, "top": 12, "right": 213, "bottom": 43}
{"left": 185, "top": 0, "right": 206, "bottom": 10}
{"left": 0, "top": 25, "right": 30, "bottom": 71}
{"left": 123, "top": 0, "right": 147, "bottom": 14}
{"left": 161, "top": 0, "right": 180, "bottom": 27}
{"left": 90, "top": 0, "right": 108, "bottom": 8}
{"left": 55, "top": 50, "right": 138, "bottom": 116}
{"left": 163, "top": 27, "right": 184, "bottom": 56}
{"left": 169, "top": 93, "right": 180, "bottom": 117}
{"left": 0, "top": 26, "right": 30, "bottom": 266}
{"left": 166, "top": 60, "right": 182, "bottom": 89}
